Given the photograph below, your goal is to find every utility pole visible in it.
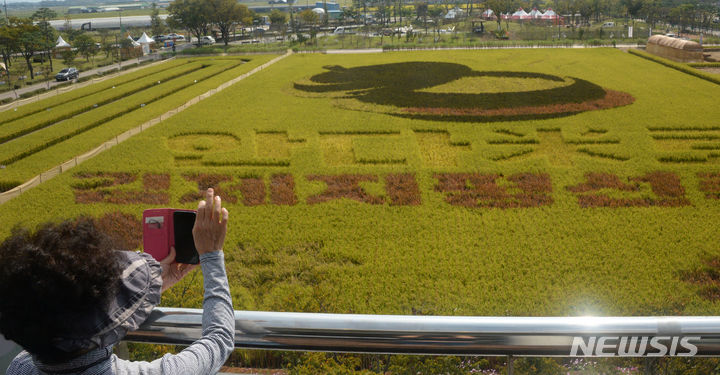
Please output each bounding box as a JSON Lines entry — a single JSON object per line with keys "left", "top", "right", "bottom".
{"left": 3, "top": 0, "right": 9, "bottom": 24}
{"left": 116, "top": 34, "right": 121, "bottom": 70}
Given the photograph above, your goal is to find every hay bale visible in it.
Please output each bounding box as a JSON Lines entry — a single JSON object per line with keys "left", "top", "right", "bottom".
{"left": 647, "top": 35, "right": 703, "bottom": 63}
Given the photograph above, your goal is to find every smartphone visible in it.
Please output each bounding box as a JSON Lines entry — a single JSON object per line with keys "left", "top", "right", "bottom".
{"left": 142, "top": 208, "right": 199, "bottom": 264}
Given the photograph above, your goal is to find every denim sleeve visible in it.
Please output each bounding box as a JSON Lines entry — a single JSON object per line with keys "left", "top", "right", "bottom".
{"left": 113, "top": 251, "right": 235, "bottom": 375}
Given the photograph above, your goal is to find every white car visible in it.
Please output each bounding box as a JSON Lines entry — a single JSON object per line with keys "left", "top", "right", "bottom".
{"left": 199, "top": 36, "right": 215, "bottom": 45}
{"left": 166, "top": 33, "right": 186, "bottom": 41}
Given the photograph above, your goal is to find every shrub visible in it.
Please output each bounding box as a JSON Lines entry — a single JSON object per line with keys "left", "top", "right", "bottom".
{"left": 688, "top": 62, "right": 720, "bottom": 68}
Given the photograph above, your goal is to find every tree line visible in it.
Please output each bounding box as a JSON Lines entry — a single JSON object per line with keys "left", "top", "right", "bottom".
{"left": 0, "top": 8, "right": 147, "bottom": 84}
{"left": 344, "top": 0, "right": 718, "bottom": 32}
{"left": 167, "top": 0, "right": 257, "bottom": 45}
{"left": 1, "top": 8, "right": 61, "bottom": 81}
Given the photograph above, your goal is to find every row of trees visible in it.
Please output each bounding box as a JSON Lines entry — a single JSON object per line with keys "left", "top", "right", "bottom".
{"left": 0, "top": 8, "right": 141, "bottom": 84}
{"left": 252, "top": 0, "right": 718, "bottom": 38}
{"left": 538, "top": 0, "right": 719, "bottom": 31}
{"left": 340, "top": 0, "right": 718, "bottom": 32}
{"left": 167, "top": 0, "right": 256, "bottom": 45}
{"left": 0, "top": 9, "right": 58, "bottom": 81}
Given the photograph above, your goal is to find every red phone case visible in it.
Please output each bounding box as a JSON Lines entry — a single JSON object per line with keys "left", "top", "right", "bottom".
{"left": 143, "top": 208, "right": 174, "bottom": 261}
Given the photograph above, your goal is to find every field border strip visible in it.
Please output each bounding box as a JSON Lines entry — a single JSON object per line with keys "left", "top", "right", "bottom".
{"left": 0, "top": 57, "right": 173, "bottom": 114}
{"left": 0, "top": 51, "right": 291, "bottom": 205}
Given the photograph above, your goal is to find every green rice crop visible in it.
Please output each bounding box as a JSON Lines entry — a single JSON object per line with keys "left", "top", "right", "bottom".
{"left": 0, "top": 61, "right": 235, "bottom": 165}
{"left": 0, "top": 62, "right": 208, "bottom": 144}
{"left": 2, "top": 49, "right": 720, "bottom": 322}
{"left": 0, "top": 59, "right": 190, "bottom": 125}
{"left": 0, "top": 56, "right": 278, "bottom": 186}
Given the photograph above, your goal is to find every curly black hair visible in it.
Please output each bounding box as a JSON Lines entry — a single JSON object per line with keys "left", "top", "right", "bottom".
{"left": 0, "top": 218, "right": 122, "bottom": 363}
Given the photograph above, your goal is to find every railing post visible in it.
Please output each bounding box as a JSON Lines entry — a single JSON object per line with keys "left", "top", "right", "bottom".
{"left": 507, "top": 355, "right": 514, "bottom": 375}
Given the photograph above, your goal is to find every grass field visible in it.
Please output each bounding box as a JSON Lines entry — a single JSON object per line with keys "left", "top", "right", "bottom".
{"left": 1, "top": 48, "right": 720, "bottom": 371}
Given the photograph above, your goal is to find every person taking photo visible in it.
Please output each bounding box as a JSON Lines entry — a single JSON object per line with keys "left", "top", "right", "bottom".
{"left": 0, "top": 188, "right": 233, "bottom": 375}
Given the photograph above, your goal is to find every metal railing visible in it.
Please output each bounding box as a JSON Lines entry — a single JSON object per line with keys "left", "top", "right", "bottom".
{"left": 126, "top": 308, "right": 720, "bottom": 357}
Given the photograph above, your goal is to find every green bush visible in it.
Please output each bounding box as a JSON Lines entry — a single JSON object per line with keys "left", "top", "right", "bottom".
{"left": 180, "top": 46, "right": 225, "bottom": 55}
{"left": 0, "top": 180, "right": 21, "bottom": 192}
{"left": 379, "top": 40, "right": 583, "bottom": 51}
{"left": 76, "top": 75, "right": 95, "bottom": 83}
{"left": 180, "top": 45, "right": 288, "bottom": 55}
{"left": 688, "top": 62, "right": 720, "bottom": 68}
{"left": 18, "top": 88, "right": 47, "bottom": 98}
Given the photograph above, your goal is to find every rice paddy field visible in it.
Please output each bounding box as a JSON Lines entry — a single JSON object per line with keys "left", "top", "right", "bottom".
{"left": 2, "top": 48, "right": 720, "bottom": 372}
{"left": 0, "top": 55, "right": 276, "bottom": 191}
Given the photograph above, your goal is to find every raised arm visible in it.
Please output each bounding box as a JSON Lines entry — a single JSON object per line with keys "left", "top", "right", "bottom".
{"left": 115, "top": 188, "right": 234, "bottom": 375}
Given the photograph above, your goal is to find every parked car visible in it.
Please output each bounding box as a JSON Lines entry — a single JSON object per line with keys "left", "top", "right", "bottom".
{"left": 55, "top": 68, "right": 79, "bottom": 81}
{"left": 153, "top": 35, "right": 167, "bottom": 42}
{"left": 601, "top": 21, "right": 615, "bottom": 28}
{"left": 166, "top": 33, "right": 185, "bottom": 41}
{"left": 199, "top": 36, "right": 215, "bottom": 45}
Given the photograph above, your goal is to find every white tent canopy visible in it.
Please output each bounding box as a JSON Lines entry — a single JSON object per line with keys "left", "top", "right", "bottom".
{"left": 137, "top": 32, "right": 154, "bottom": 44}
{"left": 542, "top": 8, "right": 558, "bottom": 19}
{"left": 127, "top": 35, "right": 141, "bottom": 46}
{"left": 529, "top": 8, "right": 543, "bottom": 18}
{"left": 445, "top": 7, "right": 464, "bottom": 19}
{"left": 55, "top": 36, "right": 71, "bottom": 48}
{"left": 512, "top": 8, "right": 530, "bottom": 19}
{"left": 482, "top": 9, "right": 494, "bottom": 17}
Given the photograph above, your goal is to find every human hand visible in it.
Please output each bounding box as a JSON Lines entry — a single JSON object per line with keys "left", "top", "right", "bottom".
{"left": 192, "top": 188, "right": 229, "bottom": 255}
{"left": 159, "top": 246, "right": 198, "bottom": 292}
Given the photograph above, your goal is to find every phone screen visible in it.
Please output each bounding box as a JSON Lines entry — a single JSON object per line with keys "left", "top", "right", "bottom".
{"left": 173, "top": 211, "right": 199, "bottom": 264}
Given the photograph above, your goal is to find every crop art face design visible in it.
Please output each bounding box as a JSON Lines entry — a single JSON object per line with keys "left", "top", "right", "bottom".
{"left": 294, "top": 62, "right": 634, "bottom": 122}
